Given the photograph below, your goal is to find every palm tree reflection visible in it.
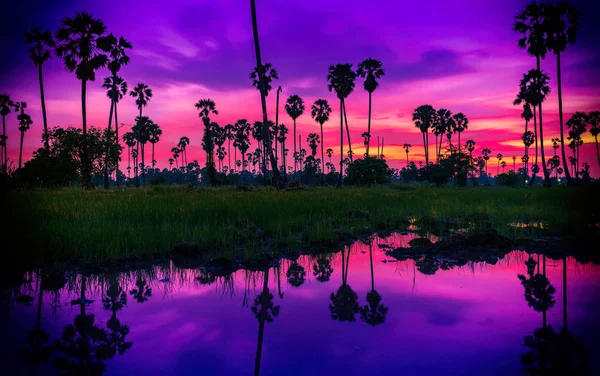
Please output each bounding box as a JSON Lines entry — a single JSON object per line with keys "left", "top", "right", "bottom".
{"left": 312, "top": 256, "right": 334, "bottom": 283}
{"left": 251, "top": 270, "right": 280, "bottom": 376}
{"left": 329, "top": 246, "right": 359, "bottom": 322}
{"left": 360, "top": 243, "right": 388, "bottom": 326}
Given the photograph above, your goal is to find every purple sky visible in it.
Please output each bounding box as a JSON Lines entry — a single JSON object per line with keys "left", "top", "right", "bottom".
{"left": 1, "top": 0, "right": 599, "bottom": 173}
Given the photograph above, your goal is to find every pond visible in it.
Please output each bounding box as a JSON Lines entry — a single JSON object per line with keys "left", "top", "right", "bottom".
{"left": 1, "top": 232, "right": 599, "bottom": 375}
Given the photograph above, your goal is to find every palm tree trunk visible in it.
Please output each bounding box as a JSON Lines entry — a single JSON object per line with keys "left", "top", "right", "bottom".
{"left": 422, "top": 132, "right": 426, "bottom": 165}
{"left": 320, "top": 122, "right": 325, "bottom": 184}
{"left": 104, "top": 99, "right": 114, "bottom": 190}
{"left": 253, "top": 271, "right": 269, "bottom": 376}
{"left": 343, "top": 100, "right": 352, "bottom": 162}
{"left": 275, "top": 90, "right": 280, "bottom": 167}
{"left": 530, "top": 105, "right": 538, "bottom": 186}
{"left": 152, "top": 143, "right": 155, "bottom": 169}
{"left": 556, "top": 53, "right": 573, "bottom": 185}
{"left": 141, "top": 143, "right": 146, "bottom": 186}
{"left": 127, "top": 145, "right": 130, "bottom": 178}
{"left": 115, "top": 101, "right": 120, "bottom": 186}
{"left": 250, "top": 0, "right": 281, "bottom": 184}
{"left": 369, "top": 244, "right": 374, "bottom": 292}
{"left": 458, "top": 132, "right": 461, "bottom": 151}
{"left": 337, "top": 98, "right": 344, "bottom": 188}
{"left": 563, "top": 256, "right": 567, "bottom": 332}
{"left": 538, "top": 102, "right": 551, "bottom": 186}
{"left": 594, "top": 135, "right": 600, "bottom": 169}
{"left": 425, "top": 132, "right": 430, "bottom": 165}
{"left": 19, "top": 131, "right": 24, "bottom": 169}
{"left": 366, "top": 92, "right": 372, "bottom": 156}
{"left": 293, "top": 118, "right": 297, "bottom": 174}
{"left": 2, "top": 115, "right": 6, "bottom": 169}
{"left": 38, "top": 64, "right": 49, "bottom": 151}
{"left": 81, "top": 79, "right": 91, "bottom": 188}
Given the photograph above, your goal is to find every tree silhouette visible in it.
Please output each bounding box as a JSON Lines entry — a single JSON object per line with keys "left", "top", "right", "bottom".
{"left": 102, "top": 75, "right": 128, "bottom": 187}
{"left": 544, "top": 2, "right": 580, "bottom": 185}
{"left": 286, "top": 262, "right": 306, "bottom": 288}
{"left": 250, "top": 63, "right": 278, "bottom": 95}
{"left": 452, "top": 112, "right": 468, "bottom": 150}
{"left": 15, "top": 102, "right": 33, "bottom": 170}
{"left": 436, "top": 108, "right": 454, "bottom": 156}
{"left": 24, "top": 28, "right": 54, "bottom": 151}
{"left": 403, "top": 143, "right": 411, "bottom": 166}
{"left": 311, "top": 99, "right": 331, "bottom": 183}
{"left": 195, "top": 99, "right": 218, "bottom": 185}
{"left": 178, "top": 136, "right": 190, "bottom": 166}
{"left": 329, "top": 247, "right": 359, "bottom": 322}
{"left": 55, "top": 12, "right": 112, "bottom": 188}
{"left": 148, "top": 121, "right": 162, "bottom": 169}
{"left": 413, "top": 105, "right": 436, "bottom": 165}
{"left": 360, "top": 243, "right": 388, "bottom": 326}
{"left": 131, "top": 116, "right": 153, "bottom": 185}
{"left": 251, "top": 270, "right": 280, "bottom": 376}
{"left": 313, "top": 256, "right": 333, "bottom": 282}
{"left": 129, "top": 83, "right": 152, "bottom": 186}
{"left": 284, "top": 95, "right": 305, "bottom": 174}
{"left": 0, "top": 94, "right": 14, "bottom": 170}
{"left": 102, "top": 281, "right": 132, "bottom": 358}
{"left": 123, "top": 132, "right": 136, "bottom": 177}
{"left": 234, "top": 119, "right": 252, "bottom": 172}
{"left": 566, "top": 112, "right": 587, "bottom": 182}
{"left": 588, "top": 111, "right": 600, "bottom": 168}
{"left": 129, "top": 278, "right": 152, "bottom": 303}
{"left": 496, "top": 153, "right": 503, "bottom": 175}
{"left": 357, "top": 58, "right": 385, "bottom": 156}
{"left": 327, "top": 63, "right": 357, "bottom": 187}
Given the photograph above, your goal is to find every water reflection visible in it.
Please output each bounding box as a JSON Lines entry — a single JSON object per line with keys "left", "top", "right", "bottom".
{"left": 0, "top": 232, "right": 598, "bottom": 375}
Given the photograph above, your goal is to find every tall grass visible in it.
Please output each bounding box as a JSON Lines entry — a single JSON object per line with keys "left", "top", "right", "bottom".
{"left": 5, "top": 185, "right": 595, "bottom": 265}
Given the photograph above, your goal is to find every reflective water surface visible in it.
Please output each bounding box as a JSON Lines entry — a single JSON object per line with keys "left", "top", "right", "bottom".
{"left": 1, "top": 232, "right": 599, "bottom": 375}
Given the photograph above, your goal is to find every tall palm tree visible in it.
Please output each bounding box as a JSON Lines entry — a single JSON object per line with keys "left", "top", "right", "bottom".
{"left": 251, "top": 270, "right": 280, "bottom": 376}
{"left": 24, "top": 28, "right": 54, "bottom": 151}
{"left": 274, "top": 86, "right": 282, "bottom": 171}
{"left": 277, "top": 124, "right": 288, "bottom": 176}
{"left": 234, "top": 119, "right": 252, "bottom": 171}
{"left": 412, "top": 105, "right": 436, "bottom": 165}
{"left": 15, "top": 102, "right": 33, "bottom": 169}
{"left": 224, "top": 124, "right": 234, "bottom": 172}
{"left": 249, "top": 0, "right": 281, "bottom": 183}
{"left": 497, "top": 153, "right": 503, "bottom": 175}
{"left": 55, "top": 12, "right": 112, "bottom": 188}
{"left": 148, "top": 121, "right": 162, "bottom": 169}
{"left": 311, "top": 99, "right": 331, "bottom": 183}
{"left": 588, "top": 111, "right": 600, "bottom": 168}
{"left": 195, "top": 99, "right": 218, "bottom": 185}
{"left": 171, "top": 147, "right": 180, "bottom": 168}
{"left": 482, "top": 148, "right": 491, "bottom": 174}
{"left": 178, "top": 136, "right": 190, "bottom": 166}
{"left": 544, "top": 2, "right": 580, "bottom": 185}
{"left": 436, "top": 108, "right": 453, "bottom": 155}
{"left": 403, "top": 143, "right": 411, "bottom": 165}
{"left": 0, "top": 94, "right": 14, "bottom": 169}
{"left": 327, "top": 63, "right": 357, "bottom": 187}
{"left": 284, "top": 95, "right": 305, "bottom": 174}
{"left": 132, "top": 116, "right": 152, "bottom": 185}
{"left": 102, "top": 75, "right": 128, "bottom": 188}
{"left": 566, "top": 112, "right": 587, "bottom": 182}
{"left": 519, "top": 69, "right": 552, "bottom": 186}
{"left": 130, "top": 83, "right": 152, "bottom": 187}
{"left": 360, "top": 243, "right": 388, "bottom": 326}
{"left": 123, "top": 132, "right": 136, "bottom": 178}
{"left": 452, "top": 113, "right": 468, "bottom": 150}
{"left": 357, "top": 58, "right": 385, "bottom": 156}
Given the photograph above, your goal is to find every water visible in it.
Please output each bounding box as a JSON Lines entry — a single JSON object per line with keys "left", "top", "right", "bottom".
{"left": 1, "top": 232, "right": 599, "bottom": 375}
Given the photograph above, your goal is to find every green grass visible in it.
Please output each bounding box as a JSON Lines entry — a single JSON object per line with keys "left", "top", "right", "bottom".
{"left": 5, "top": 184, "right": 597, "bottom": 265}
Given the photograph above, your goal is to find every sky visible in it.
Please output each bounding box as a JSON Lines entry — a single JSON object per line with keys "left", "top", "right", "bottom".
{"left": 1, "top": 0, "right": 599, "bottom": 175}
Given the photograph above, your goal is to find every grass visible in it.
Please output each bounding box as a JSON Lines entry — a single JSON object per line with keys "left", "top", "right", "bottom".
{"left": 5, "top": 184, "right": 597, "bottom": 266}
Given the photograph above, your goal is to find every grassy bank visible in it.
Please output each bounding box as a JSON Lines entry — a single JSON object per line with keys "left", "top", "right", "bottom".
{"left": 5, "top": 185, "right": 597, "bottom": 265}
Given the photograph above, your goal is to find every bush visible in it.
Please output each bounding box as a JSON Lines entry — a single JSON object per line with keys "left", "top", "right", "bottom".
{"left": 495, "top": 171, "right": 521, "bottom": 186}
{"left": 345, "top": 157, "right": 392, "bottom": 186}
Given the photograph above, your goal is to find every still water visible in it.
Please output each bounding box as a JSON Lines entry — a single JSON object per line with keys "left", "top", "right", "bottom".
{"left": 1, "top": 232, "right": 599, "bottom": 375}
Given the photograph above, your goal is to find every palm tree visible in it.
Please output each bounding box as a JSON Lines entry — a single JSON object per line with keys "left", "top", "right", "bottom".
{"left": 497, "top": 153, "right": 503, "bottom": 175}
{"left": 274, "top": 86, "right": 282, "bottom": 170}
{"left": 482, "top": 148, "right": 491, "bottom": 174}
{"left": 519, "top": 69, "right": 552, "bottom": 186}
{"left": 501, "top": 161, "right": 507, "bottom": 173}
{"left": 171, "top": 147, "right": 180, "bottom": 168}
{"left": 15, "top": 102, "right": 33, "bottom": 169}
{"left": 313, "top": 256, "right": 334, "bottom": 282}
{"left": 0, "top": 94, "right": 14, "bottom": 169}
{"left": 277, "top": 124, "right": 288, "bottom": 176}
{"left": 306, "top": 133, "right": 320, "bottom": 157}
{"left": 24, "top": 28, "right": 54, "bottom": 151}
{"left": 327, "top": 63, "right": 357, "bottom": 187}
{"left": 132, "top": 116, "right": 152, "bottom": 185}
{"left": 55, "top": 12, "right": 112, "bottom": 188}
{"left": 148, "top": 121, "right": 162, "bottom": 169}
{"left": 249, "top": 0, "right": 281, "bottom": 183}
{"left": 102, "top": 281, "right": 132, "bottom": 358}
{"left": 251, "top": 270, "right": 280, "bottom": 376}
{"left": 436, "top": 109, "right": 454, "bottom": 154}
{"left": 589, "top": 111, "right": 600, "bottom": 168}
{"left": 130, "top": 83, "right": 152, "bottom": 118}
{"left": 403, "top": 143, "right": 411, "bottom": 165}
{"left": 329, "top": 247, "right": 359, "bottom": 321}
{"left": 123, "top": 132, "right": 136, "bottom": 178}
{"left": 413, "top": 105, "right": 436, "bottom": 165}
{"left": 250, "top": 63, "right": 278, "bottom": 95}
{"left": 452, "top": 113, "right": 468, "bottom": 150}
{"left": 326, "top": 148, "right": 333, "bottom": 165}
{"left": 311, "top": 99, "right": 331, "bottom": 183}
{"left": 513, "top": 155, "right": 517, "bottom": 171}
{"left": 234, "top": 119, "right": 252, "bottom": 171}
{"left": 284, "top": 94, "right": 305, "bottom": 174}
{"left": 102, "top": 75, "right": 128, "bottom": 188}
{"left": 224, "top": 124, "right": 234, "bottom": 172}
{"left": 195, "top": 99, "right": 218, "bottom": 185}
{"left": 357, "top": 58, "right": 385, "bottom": 156}
{"left": 566, "top": 112, "right": 587, "bottom": 182}
{"left": 178, "top": 136, "right": 190, "bottom": 166}
{"left": 516, "top": 99, "right": 534, "bottom": 182}
{"left": 360, "top": 243, "right": 388, "bottom": 326}
{"left": 543, "top": 2, "right": 579, "bottom": 185}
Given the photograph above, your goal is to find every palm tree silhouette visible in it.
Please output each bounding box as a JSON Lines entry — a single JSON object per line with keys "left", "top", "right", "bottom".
{"left": 0, "top": 94, "right": 14, "bottom": 170}
{"left": 413, "top": 105, "right": 436, "bottom": 165}
{"left": 566, "top": 112, "right": 587, "bottom": 182}
{"left": 212, "top": 123, "right": 227, "bottom": 172}
{"left": 251, "top": 270, "right": 280, "bottom": 376}
{"left": 588, "top": 111, "right": 600, "bottom": 168}
{"left": 249, "top": 0, "right": 281, "bottom": 184}
{"left": 512, "top": 155, "right": 517, "bottom": 171}
{"left": 235, "top": 119, "right": 252, "bottom": 172}
{"left": 515, "top": 96, "right": 534, "bottom": 183}
{"left": 329, "top": 247, "right": 359, "bottom": 322}
{"left": 501, "top": 161, "right": 506, "bottom": 173}
{"left": 482, "top": 148, "right": 491, "bottom": 174}
{"left": 224, "top": 124, "right": 235, "bottom": 172}
{"left": 496, "top": 153, "right": 503, "bottom": 175}
{"left": 195, "top": 99, "right": 218, "bottom": 185}
{"left": 277, "top": 124, "right": 288, "bottom": 176}
{"left": 102, "top": 75, "right": 128, "bottom": 187}
{"left": 250, "top": 63, "right": 278, "bottom": 95}
{"left": 130, "top": 277, "right": 152, "bottom": 303}
{"left": 129, "top": 83, "right": 152, "bottom": 186}
{"left": 311, "top": 99, "right": 331, "bottom": 183}
{"left": 104, "top": 34, "right": 132, "bottom": 187}
{"left": 24, "top": 28, "right": 54, "bottom": 151}
{"left": 15, "top": 102, "right": 33, "bottom": 170}
{"left": 102, "top": 281, "right": 132, "bottom": 358}
{"left": 148, "top": 121, "right": 162, "bottom": 169}
{"left": 437, "top": 108, "right": 455, "bottom": 153}
{"left": 518, "top": 69, "right": 551, "bottom": 185}
{"left": 312, "top": 256, "right": 334, "bottom": 282}
{"left": 452, "top": 113, "right": 468, "bottom": 150}
{"left": 403, "top": 143, "right": 411, "bottom": 165}
{"left": 55, "top": 12, "right": 112, "bottom": 188}
{"left": 132, "top": 116, "right": 153, "bottom": 185}
{"left": 123, "top": 132, "right": 136, "bottom": 178}
{"left": 286, "top": 262, "right": 306, "bottom": 288}
{"left": 357, "top": 58, "right": 385, "bottom": 156}
{"left": 327, "top": 63, "right": 357, "bottom": 187}
{"left": 170, "top": 147, "right": 180, "bottom": 169}
{"left": 543, "top": 2, "right": 579, "bottom": 185}
{"left": 178, "top": 136, "right": 190, "bottom": 166}
{"left": 284, "top": 95, "right": 305, "bottom": 174}
{"left": 360, "top": 243, "right": 388, "bottom": 326}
